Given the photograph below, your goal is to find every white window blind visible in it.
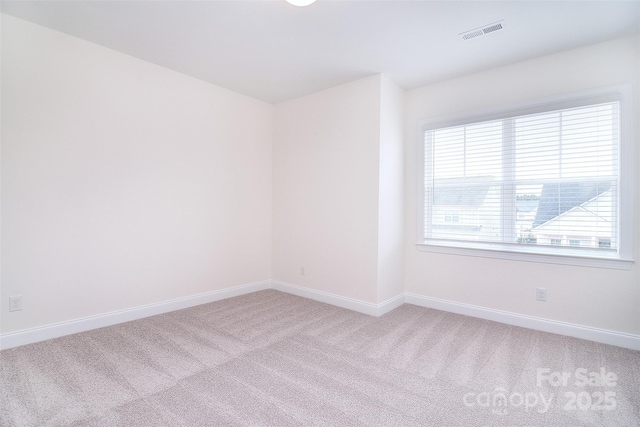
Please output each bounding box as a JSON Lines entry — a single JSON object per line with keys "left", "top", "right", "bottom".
{"left": 423, "top": 101, "right": 619, "bottom": 255}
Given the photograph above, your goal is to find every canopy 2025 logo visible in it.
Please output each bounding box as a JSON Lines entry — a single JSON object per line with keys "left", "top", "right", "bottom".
{"left": 463, "top": 367, "right": 618, "bottom": 416}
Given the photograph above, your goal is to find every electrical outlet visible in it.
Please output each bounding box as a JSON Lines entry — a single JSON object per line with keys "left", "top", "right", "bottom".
{"left": 536, "top": 287, "right": 547, "bottom": 302}
{"left": 9, "top": 295, "right": 23, "bottom": 312}
{"left": 300, "top": 265, "right": 306, "bottom": 275}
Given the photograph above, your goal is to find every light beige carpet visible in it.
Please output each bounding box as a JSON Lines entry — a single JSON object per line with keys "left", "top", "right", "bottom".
{"left": 1, "top": 289, "right": 638, "bottom": 426}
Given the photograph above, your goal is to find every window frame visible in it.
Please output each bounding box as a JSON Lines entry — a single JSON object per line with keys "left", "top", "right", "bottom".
{"left": 416, "top": 85, "right": 634, "bottom": 270}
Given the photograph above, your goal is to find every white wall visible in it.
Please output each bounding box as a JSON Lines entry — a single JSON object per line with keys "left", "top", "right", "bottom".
{"left": 272, "top": 75, "right": 382, "bottom": 303}
{"left": 1, "top": 15, "right": 273, "bottom": 334}
{"left": 3, "top": 12, "right": 637, "bottom": 344}
{"left": 404, "top": 35, "right": 640, "bottom": 335}
{"left": 377, "top": 75, "right": 405, "bottom": 302}
{"left": 272, "top": 74, "right": 405, "bottom": 305}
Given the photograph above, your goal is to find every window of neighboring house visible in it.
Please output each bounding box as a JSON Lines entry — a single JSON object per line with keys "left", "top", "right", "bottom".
{"left": 444, "top": 210, "right": 460, "bottom": 222}
{"left": 599, "top": 239, "right": 612, "bottom": 249}
{"left": 418, "top": 85, "right": 633, "bottom": 269}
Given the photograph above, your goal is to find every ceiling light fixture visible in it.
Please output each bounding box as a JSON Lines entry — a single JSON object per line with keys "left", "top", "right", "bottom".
{"left": 286, "top": 0, "right": 317, "bottom": 6}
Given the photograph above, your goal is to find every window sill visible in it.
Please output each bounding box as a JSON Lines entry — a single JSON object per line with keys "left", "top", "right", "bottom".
{"left": 416, "top": 241, "right": 634, "bottom": 270}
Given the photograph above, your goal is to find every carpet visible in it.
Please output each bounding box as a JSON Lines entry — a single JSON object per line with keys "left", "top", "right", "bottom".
{"left": 1, "top": 289, "right": 638, "bottom": 426}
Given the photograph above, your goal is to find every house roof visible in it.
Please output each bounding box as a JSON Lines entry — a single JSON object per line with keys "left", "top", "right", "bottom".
{"left": 516, "top": 200, "right": 539, "bottom": 213}
{"left": 532, "top": 189, "right": 613, "bottom": 237}
{"left": 433, "top": 186, "right": 491, "bottom": 207}
{"left": 433, "top": 177, "right": 493, "bottom": 207}
{"left": 533, "top": 181, "right": 612, "bottom": 228}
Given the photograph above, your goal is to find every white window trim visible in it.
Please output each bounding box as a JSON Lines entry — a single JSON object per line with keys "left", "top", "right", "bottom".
{"left": 416, "top": 84, "right": 634, "bottom": 270}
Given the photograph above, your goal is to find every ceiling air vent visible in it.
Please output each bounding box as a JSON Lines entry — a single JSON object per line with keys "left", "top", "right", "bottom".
{"left": 460, "top": 20, "right": 505, "bottom": 41}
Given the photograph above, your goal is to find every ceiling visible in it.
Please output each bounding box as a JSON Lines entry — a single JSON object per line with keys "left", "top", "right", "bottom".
{"left": 2, "top": 1, "right": 639, "bottom": 104}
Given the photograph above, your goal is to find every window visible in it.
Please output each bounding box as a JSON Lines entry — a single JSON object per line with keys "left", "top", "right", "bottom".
{"left": 444, "top": 210, "right": 460, "bottom": 223}
{"left": 418, "top": 86, "right": 633, "bottom": 269}
{"left": 599, "top": 239, "right": 612, "bottom": 249}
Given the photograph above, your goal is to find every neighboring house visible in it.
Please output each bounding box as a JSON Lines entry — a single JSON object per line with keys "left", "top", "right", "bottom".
{"left": 431, "top": 177, "right": 501, "bottom": 241}
{"left": 531, "top": 182, "right": 613, "bottom": 248}
{"left": 431, "top": 179, "right": 613, "bottom": 247}
{"left": 516, "top": 198, "right": 539, "bottom": 241}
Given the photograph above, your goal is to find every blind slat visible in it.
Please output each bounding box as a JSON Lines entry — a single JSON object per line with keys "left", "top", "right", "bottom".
{"left": 424, "top": 101, "right": 619, "bottom": 250}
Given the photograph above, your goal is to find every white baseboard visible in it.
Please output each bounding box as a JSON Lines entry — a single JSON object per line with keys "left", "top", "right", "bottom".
{"left": 271, "top": 280, "right": 404, "bottom": 317}
{"left": 272, "top": 284, "right": 639, "bottom": 350}
{"left": 405, "top": 293, "right": 640, "bottom": 351}
{"left": 0, "top": 280, "right": 271, "bottom": 350}
{"left": 2, "top": 282, "right": 637, "bottom": 352}
{"left": 377, "top": 293, "right": 407, "bottom": 316}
